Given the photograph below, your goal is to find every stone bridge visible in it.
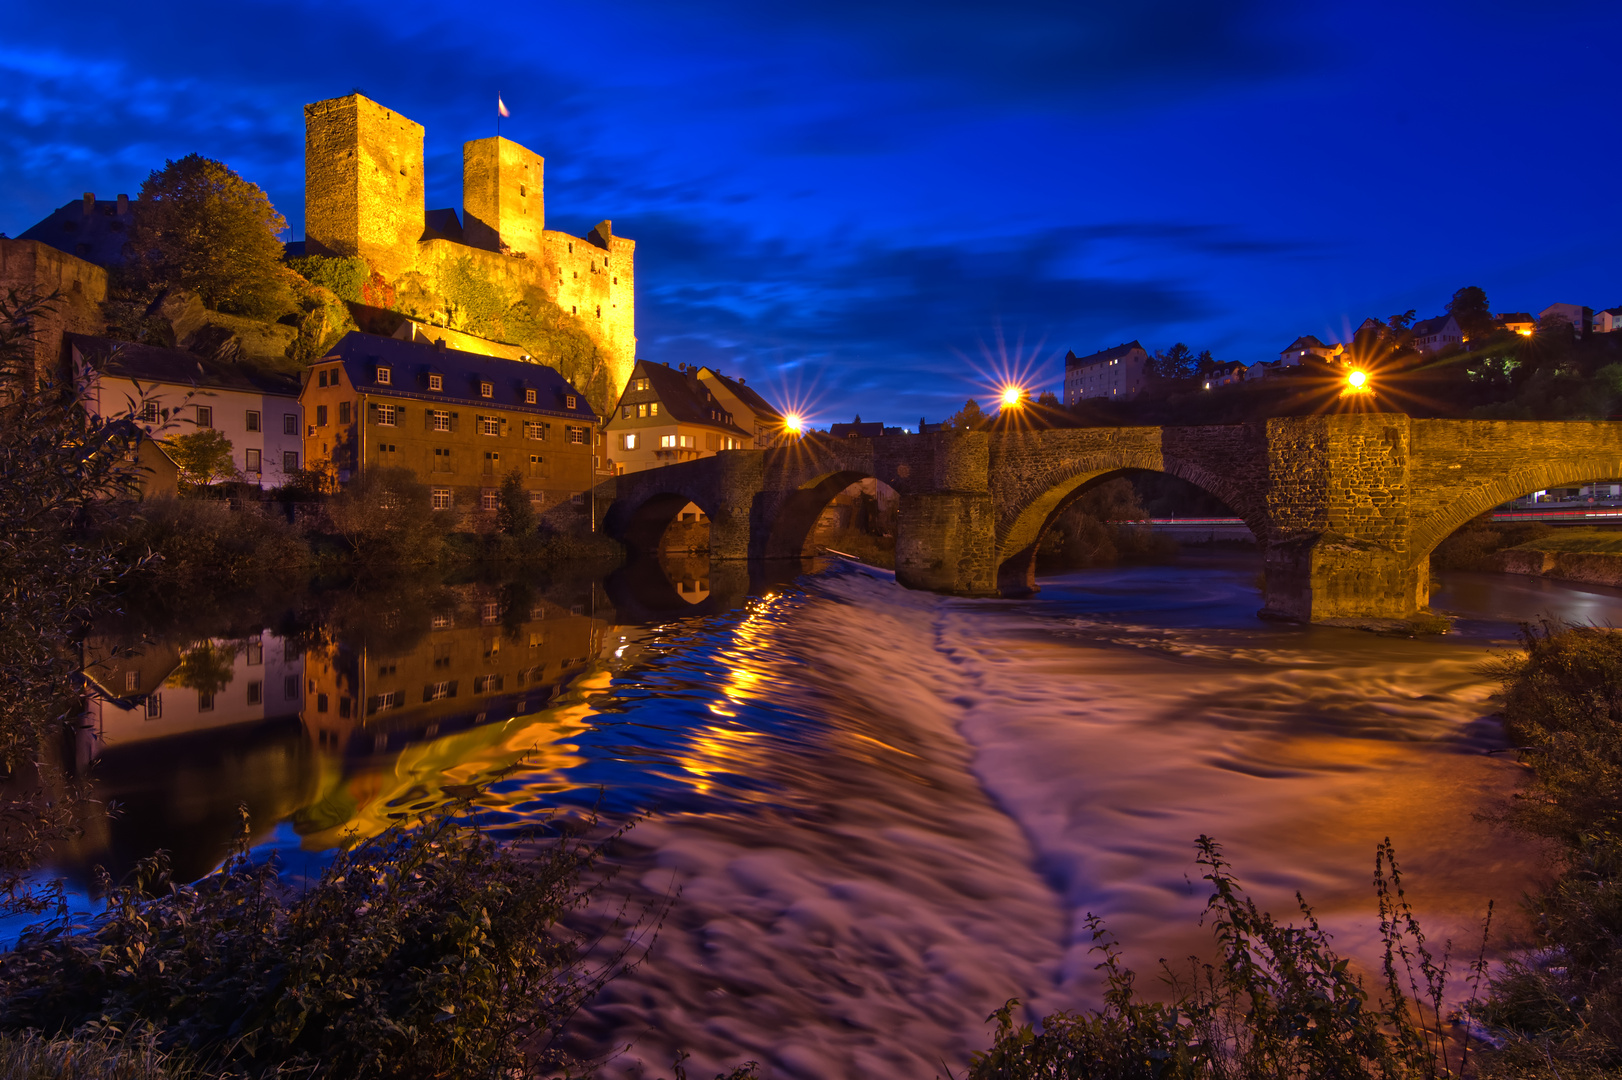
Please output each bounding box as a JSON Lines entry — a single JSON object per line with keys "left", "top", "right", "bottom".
{"left": 598, "top": 414, "right": 1622, "bottom": 625}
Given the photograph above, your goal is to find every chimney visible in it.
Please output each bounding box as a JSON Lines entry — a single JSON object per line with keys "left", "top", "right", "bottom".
{"left": 116, "top": 194, "right": 129, "bottom": 215}
{"left": 82, "top": 193, "right": 95, "bottom": 216}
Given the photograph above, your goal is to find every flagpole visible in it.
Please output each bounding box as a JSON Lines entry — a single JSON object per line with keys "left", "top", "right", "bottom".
{"left": 497, "top": 91, "right": 501, "bottom": 139}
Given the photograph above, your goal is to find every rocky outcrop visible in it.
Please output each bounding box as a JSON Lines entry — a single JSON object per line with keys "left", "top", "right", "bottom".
{"left": 1500, "top": 547, "right": 1622, "bottom": 588}
{"left": 146, "top": 288, "right": 296, "bottom": 366}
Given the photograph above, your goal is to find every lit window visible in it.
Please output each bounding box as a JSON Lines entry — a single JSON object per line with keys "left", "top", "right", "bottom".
{"left": 428, "top": 373, "right": 443, "bottom": 391}
{"left": 525, "top": 388, "right": 537, "bottom": 404}
{"left": 431, "top": 410, "right": 451, "bottom": 431}
{"left": 479, "top": 416, "right": 500, "bottom": 436}
{"left": 376, "top": 367, "right": 391, "bottom": 385}
{"left": 195, "top": 405, "right": 212, "bottom": 428}
{"left": 480, "top": 381, "right": 493, "bottom": 398}
{"left": 622, "top": 433, "right": 638, "bottom": 450}
{"left": 246, "top": 410, "right": 261, "bottom": 432}
{"left": 431, "top": 487, "right": 451, "bottom": 510}
{"left": 566, "top": 394, "right": 577, "bottom": 409}
{"left": 680, "top": 434, "right": 695, "bottom": 448}
{"left": 650, "top": 402, "right": 659, "bottom": 416}
{"left": 660, "top": 434, "right": 677, "bottom": 448}
{"left": 634, "top": 377, "right": 649, "bottom": 391}
{"left": 524, "top": 421, "right": 544, "bottom": 439}
{"left": 376, "top": 403, "right": 397, "bottom": 426}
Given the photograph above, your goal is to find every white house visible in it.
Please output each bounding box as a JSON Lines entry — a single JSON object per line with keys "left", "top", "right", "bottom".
{"left": 1064, "top": 341, "right": 1149, "bottom": 405}
{"left": 1410, "top": 314, "right": 1463, "bottom": 355}
{"left": 70, "top": 334, "right": 303, "bottom": 487}
{"left": 1539, "top": 303, "right": 1590, "bottom": 337}
{"left": 1594, "top": 307, "right": 1622, "bottom": 334}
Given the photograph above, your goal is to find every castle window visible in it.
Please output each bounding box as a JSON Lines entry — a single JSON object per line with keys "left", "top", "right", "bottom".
{"left": 480, "top": 381, "right": 493, "bottom": 398}
{"left": 519, "top": 184, "right": 527, "bottom": 197}
{"left": 568, "top": 242, "right": 573, "bottom": 253}
{"left": 596, "top": 306, "right": 601, "bottom": 318}
{"left": 613, "top": 277, "right": 617, "bottom": 284}
{"left": 428, "top": 374, "right": 442, "bottom": 391}
{"left": 376, "top": 366, "right": 391, "bottom": 385}
{"left": 566, "top": 395, "right": 577, "bottom": 409}
{"left": 525, "top": 388, "right": 537, "bottom": 404}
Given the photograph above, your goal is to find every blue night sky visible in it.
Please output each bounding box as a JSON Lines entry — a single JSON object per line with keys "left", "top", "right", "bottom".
{"left": 3, "top": 1, "right": 1619, "bottom": 425}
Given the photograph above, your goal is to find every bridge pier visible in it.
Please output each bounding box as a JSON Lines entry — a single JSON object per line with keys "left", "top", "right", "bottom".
{"left": 1260, "top": 534, "right": 1428, "bottom": 626}
{"left": 895, "top": 492, "right": 998, "bottom": 596}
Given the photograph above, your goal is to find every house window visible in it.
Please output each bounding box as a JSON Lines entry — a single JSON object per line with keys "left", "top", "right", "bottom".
{"left": 283, "top": 450, "right": 300, "bottom": 472}
{"left": 566, "top": 395, "right": 577, "bottom": 409}
{"left": 316, "top": 404, "right": 327, "bottom": 426}
{"left": 650, "top": 402, "right": 659, "bottom": 417}
{"left": 246, "top": 448, "right": 262, "bottom": 472}
{"left": 680, "top": 434, "right": 695, "bottom": 448}
{"left": 480, "top": 381, "right": 493, "bottom": 398}
{"left": 318, "top": 370, "right": 328, "bottom": 388}
{"left": 634, "top": 377, "right": 649, "bottom": 391}
{"left": 246, "top": 410, "right": 261, "bottom": 432}
{"left": 432, "top": 447, "right": 453, "bottom": 471}
{"left": 283, "top": 414, "right": 298, "bottom": 435}
{"left": 198, "top": 691, "right": 214, "bottom": 712}
{"left": 474, "top": 674, "right": 502, "bottom": 694}
{"left": 431, "top": 410, "right": 452, "bottom": 431}
{"left": 247, "top": 681, "right": 262, "bottom": 705}
{"left": 524, "top": 421, "right": 544, "bottom": 439}
{"left": 636, "top": 403, "right": 648, "bottom": 418}
{"left": 660, "top": 434, "right": 677, "bottom": 448}
{"left": 481, "top": 488, "right": 499, "bottom": 510}
{"left": 339, "top": 402, "right": 352, "bottom": 424}
{"left": 195, "top": 405, "right": 212, "bottom": 428}
{"left": 376, "top": 404, "right": 397, "bottom": 427}
{"left": 431, "top": 488, "right": 452, "bottom": 510}
{"left": 246, "top": 640, "right": 262, "bottom": 665}
{"left": 566, "top": 426, "right": 587, "bottom": 445}
{"left": 145, "top": 694, "right": 162, "bottom": 719}
{"left": 482, "top": 602, "right": 500, "bottom": 624}
{"left": 428, "top": 373, "right": 442, "bottom": 391}
{"left": 571, "top": 492, "right": 585, "bottom": 505}
{"left": 317, "top": 693, "right": 328, "bottom": 712}
{"left": 525, "top": 388, "right": 537, "bottom": 404}
{"left": 139, "top": 400, "right": 159, "bottom": 423}
{"left": 376, "top": 366, "right": 391, "bottom": 385}
{"left": 479, "top": 416, "right": 500, "bottom": 435}
{"left": 124, "top": 670, "right": 140, "bottom": 692}
{"left": 621, "top": 405, "right": 631, "bottom": 419}
{"left": 483, "top": 451, "right": 499, "bottom": 474}
{"left": 621, "top": 433, "right": 638, "bottom": 450}
{"left": 528, "top": 454, "right": 544, "bottom": 476}
{"left": 425, "top": 681, "right": 454, "bottom": 701}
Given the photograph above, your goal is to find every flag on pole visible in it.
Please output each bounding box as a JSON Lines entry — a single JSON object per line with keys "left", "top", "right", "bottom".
{"left": 498, "top": 95, "right": 510, "bottom": 118}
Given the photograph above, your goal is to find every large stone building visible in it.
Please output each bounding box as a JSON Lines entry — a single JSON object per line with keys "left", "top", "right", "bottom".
{"left": 299, "top": 331, "right": 601, "bottom": 523}
{"left": 301, "top": 93, "right": 637, "bottom": 401}
{"left": 0, "top": 238, "right": 108, "bottom": 391}
{"left": 1064, "top": 341, "right": 1148, "bottom": 405}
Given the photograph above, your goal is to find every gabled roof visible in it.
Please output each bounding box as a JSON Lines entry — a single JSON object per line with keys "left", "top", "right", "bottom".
{"left": 68, "top": 334, "right": 301, "bottom": 397}
{"left": 422, "top": 208, "right": 464, "bottom": 243}
{"left": 318, "top": 332, "right": 596, "bottom": 421}
{"left": 1282, "top": 335, "right": 1329, "bottom": 351}
{"left": 613, "top": 361, "right": 752, "bottom": 437}
{"left": 1066, "top": 341, "right": 1146, "bottom": 369}
{"left": 1411, "top": 314, "right": 1460, "bottom": 336}
{"left": 1496, "top": 312, "right": 1535, "bottom": 323}
{"left": 697, "top": 367, "right": 783, "bottom": 423}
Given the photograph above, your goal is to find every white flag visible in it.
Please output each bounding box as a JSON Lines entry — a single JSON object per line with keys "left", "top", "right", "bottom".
{"left": 498, "top": 95, "right": 510, "bottom": 118}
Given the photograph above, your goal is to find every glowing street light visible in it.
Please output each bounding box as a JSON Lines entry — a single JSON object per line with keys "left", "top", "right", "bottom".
{"left": 1000, "top": 384, "right": 1025, "bottom": 409}
{"left": 1345, "top": 369, "right": 1369, "bottom": 393}
{"left": 783, "top": 413, "right": 804, "bottom": 435}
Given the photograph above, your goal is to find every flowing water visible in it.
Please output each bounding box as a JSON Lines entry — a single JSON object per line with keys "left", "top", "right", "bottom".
{"left": 62, "top": 553, "right": 1622, "bottom": 1078}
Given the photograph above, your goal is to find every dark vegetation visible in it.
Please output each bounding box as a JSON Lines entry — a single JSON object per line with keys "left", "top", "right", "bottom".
{"left": 1429, "top": 514, "right": 1557, "bottom": 572}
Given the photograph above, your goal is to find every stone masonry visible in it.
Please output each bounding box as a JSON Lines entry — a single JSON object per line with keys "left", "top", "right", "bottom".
{"left": 600, "top": 413, "right": 1622, "bottom": 624}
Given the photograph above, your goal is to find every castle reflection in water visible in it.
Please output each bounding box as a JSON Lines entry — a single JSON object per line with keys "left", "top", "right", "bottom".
{"left": 70, "top": 557, "right": 790, "bottom": 885}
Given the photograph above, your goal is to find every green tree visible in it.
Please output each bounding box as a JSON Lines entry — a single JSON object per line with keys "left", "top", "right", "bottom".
{"left": 1446, "top": 285, "right": 1494, "bottom": 342}
{"left": 496, "top": 469, "right": 536, "bottom": 535}
{"left": 1387, "top": 309, "right": 1416, "bottom": 332}
{"left": 326, "top": 466, "right": 447, "bottom": 566}
{"left": 1036, "top": 390, "right": 1060, "bottom": 407}
{"left": 951, "top": 398, "right": 986, "bottom": 431}
{"left": 1151, "top": 342, "right": 1197, "bottom": 380}
{"left": 129, "top": 155, "right": 291, "bottom": 317}
{"left": 164, "top": 428, "right": 239, "bottom": 489}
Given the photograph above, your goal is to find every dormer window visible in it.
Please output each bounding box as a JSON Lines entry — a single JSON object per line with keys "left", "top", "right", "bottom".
{"left": 525, "top": 388, "right": 537, "bottom": 404}
{"left": 376, "top": 366, "right": 391, "bottom": 385}
{"left": 428, "top": 374, "right": 443, "bottom": 392}
{"left": 566, "top": 395, "right": 577, "bottom": 409}
{"left": 480, "top": 381, "right": 493, "bottom": 399}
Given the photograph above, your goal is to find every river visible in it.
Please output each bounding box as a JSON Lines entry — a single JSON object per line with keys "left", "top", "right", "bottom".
{"left": 62, "top": 552, "right": 1622, "bottom": 1078}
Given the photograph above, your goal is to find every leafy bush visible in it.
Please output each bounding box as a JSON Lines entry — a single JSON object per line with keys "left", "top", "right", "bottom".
{"left": 497, "top": 469, "right": 536, "bottom": 535}
{"left": 163, "top": 430, "right": 241, "bottom": 490}
{"left": 0, "top": 807, "right": 644, "bottom": 1079}
{"left": 109, "top": 496, "right": 310, "bottom": 588}
{"left": 1039, "top": 478, "right": 1177, "bottom": 569}
{"left": 970, "top": 837, "right": 1487, "bottom": 1080}
{"left": 286, "top": 256, "right": 369, "bottom": 304}
{"left": 1429, "top": 514, "right": 1555, "bottom": 571}
{"left": 323, "top": 466, "right": 448, "bottom": 567}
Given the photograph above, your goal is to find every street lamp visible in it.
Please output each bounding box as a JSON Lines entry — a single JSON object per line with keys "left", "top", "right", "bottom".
{"left": 1000, "top": 385, "right": 1025, "bottom": 409}
{"left": 783, "top": 413, "right": 804, "bottom": 435}
{"left": 1346, "top": 369, "right": 1369, "bottom": 392}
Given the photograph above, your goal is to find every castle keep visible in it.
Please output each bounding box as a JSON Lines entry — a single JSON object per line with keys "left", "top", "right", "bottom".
{"left": 302, "top": 93, "right": 636, "bottom": 398}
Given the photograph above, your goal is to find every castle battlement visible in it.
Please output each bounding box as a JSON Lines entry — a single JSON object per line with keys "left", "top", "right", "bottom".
{"left": 303, "top": 93, "right": 636, "bottom": 400}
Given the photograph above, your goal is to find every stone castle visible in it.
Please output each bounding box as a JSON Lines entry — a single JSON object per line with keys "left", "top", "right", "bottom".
{"left": 301, "top": 92, "right": 636, "bottom": 398}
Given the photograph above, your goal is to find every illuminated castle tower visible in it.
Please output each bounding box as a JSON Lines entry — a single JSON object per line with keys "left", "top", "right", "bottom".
{"left": 462, "top": 137, "right": 545, "bottom": 256}
{"left": 303, "top": 94, "right": 425, "bottom": 282}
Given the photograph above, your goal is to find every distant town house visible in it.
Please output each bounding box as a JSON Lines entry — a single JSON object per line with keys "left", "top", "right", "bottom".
{"left": 693, "top": 367, "right": 788, "bottom": 448}
{"left": 1594, "top": 307, "right": 1622, "bottom": 334}
{"left": 1203, "top": 363, "right": 1249, "bottom": 389}
{"left": 1409, "top": 314, "right": 1463, "bottom": 355}
{"left": 604, "top": 361, "right": 761, "bottom": 474}
{"left": 1497, "top": 312, "right": 1536, "bottom": 337}
{"left": 299, "top": 331, "right": 600, "bottom": 517}
{"left": 1064, "top": 341, "right": 1148, "bottom": 406}
{"left": 1278, "top": 335, "right": 1342, "bottom": 366}
{"left": 1539, "top": 303, "right": 1591, "bottom": 337}
{"left": 70, "top": 335, "right": 303, "bottom": 488}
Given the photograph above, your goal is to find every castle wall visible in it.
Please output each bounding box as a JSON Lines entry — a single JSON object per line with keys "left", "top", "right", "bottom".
{"left": 462, "top": 137, "right": 545, "bottom": 256}
{"left": 0, "top": 238, "right": 107, "bottom": 388}
{"left": 304, "top": 94, "right": 424, "bottom": 281}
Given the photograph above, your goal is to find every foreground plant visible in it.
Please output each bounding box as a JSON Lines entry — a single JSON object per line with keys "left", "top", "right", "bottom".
{"left": 969, "top": 836, "right": 1489, "bottom": 1080}
{"left": 0, "top": 805, "right": 654, "bottom": 1079}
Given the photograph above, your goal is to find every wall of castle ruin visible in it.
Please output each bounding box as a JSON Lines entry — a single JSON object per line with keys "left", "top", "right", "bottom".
{"left": 0, "top": 238, "right": 107, "bottom": 386}
{"left": 304, "top": 94, "right": 425, "bottom": 282}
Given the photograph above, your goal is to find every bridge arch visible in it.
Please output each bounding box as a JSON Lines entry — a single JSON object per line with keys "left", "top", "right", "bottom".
{"left": 605, "top": 486, "right": 723, "bottom": 558}
{"left": 994, "top": 452, "right": 1266, "bottom": 594}
{"left": 1411, "top": 455, "right": 1622, "bottom": 560}
{"left": 759, "top": 469, "right": 887, "bottom": 560}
